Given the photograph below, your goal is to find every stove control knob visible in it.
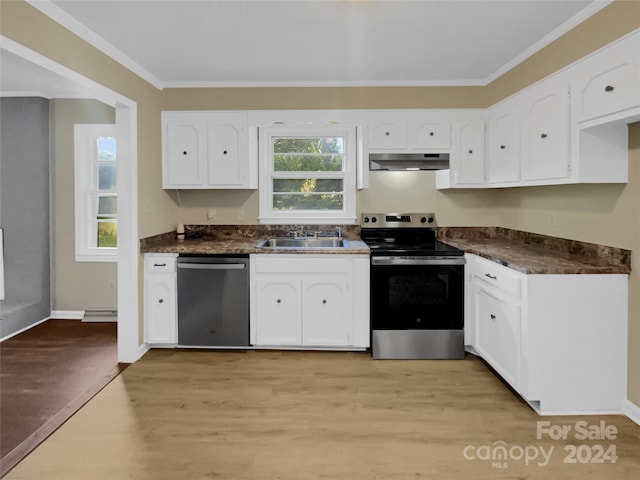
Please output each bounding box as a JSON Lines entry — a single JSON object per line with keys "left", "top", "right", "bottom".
{"left": 363, "top": 216, "right": 370, "bottom": 223}
{"left": 427, "top": 216, "right": 434, "bottom": 224}
{"left": 420, "top": 216, "right": 427, "bottom": 223}
{"left": 371, "top": 217, "right": 377, "bottom": 223}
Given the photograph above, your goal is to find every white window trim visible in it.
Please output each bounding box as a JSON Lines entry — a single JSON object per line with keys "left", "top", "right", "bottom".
{"left": 74, "top": 124, "right": 117, "bottom": 262}
{"left": 258, "top": 126, "right": 357, "bottom": 224}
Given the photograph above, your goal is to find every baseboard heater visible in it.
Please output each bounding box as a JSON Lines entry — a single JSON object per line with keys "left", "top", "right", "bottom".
{"left": 82, "top": 309, "right": 117, "bottom": 322}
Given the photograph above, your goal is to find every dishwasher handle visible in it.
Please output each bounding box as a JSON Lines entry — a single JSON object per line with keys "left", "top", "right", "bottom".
{"left": 177, "top": 263, "right": 246, "bottom": 270}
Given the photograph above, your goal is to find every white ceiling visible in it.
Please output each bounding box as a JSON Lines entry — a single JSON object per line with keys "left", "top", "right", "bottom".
{"left": 1, "top": 0, "right": 611, "bottom": 96}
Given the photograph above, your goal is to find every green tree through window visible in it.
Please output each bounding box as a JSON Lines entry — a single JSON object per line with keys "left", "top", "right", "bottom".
{"left": 271, "top": 136, "right": 345, "bottom": 211}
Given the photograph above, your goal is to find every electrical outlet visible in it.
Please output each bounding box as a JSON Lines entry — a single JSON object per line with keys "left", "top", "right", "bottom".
{"left": 207, "top": 208, "right": 216, "bottom": 221}
{"left": 548, "top": 211, "right": 557, "bottom": 226}
{"left": 237, "top": 210, "right": 245, "bottom": 221}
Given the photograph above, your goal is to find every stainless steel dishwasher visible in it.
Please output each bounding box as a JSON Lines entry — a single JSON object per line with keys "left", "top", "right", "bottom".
{"left": 177, "top": 255, "right": 249, "bottom": 347}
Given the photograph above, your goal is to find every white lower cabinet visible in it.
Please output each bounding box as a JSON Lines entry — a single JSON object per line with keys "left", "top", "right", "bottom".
{"left": 475, "top": 287, "right": 521, "bottom": 389}
{"left": 144, "top": 254, "right": 178, "bottom": 345}
{"left": 468, "top": 254, "right": 628, "bottom": 414}
{"left": 301, "top": 276, "right": 350, "bottom": 346}
{"left": 255, "top": 275, "right": 301, "bottom": 345}
{"left": 251, "top": 255, "right": 369, "bottom": 349}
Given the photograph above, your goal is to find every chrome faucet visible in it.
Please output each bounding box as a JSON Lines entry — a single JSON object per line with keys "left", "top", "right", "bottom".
{"left": 290, "top": 226, "right": 307, "bottom": 238}
{"left": 335, "top": 226, "right": 342, "bottom": 239}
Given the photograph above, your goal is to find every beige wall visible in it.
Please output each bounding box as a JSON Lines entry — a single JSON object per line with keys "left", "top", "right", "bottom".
{"left": 50, "top": 99, "right": 116, "bottom": 311}
{"left": 162, "top": 86, "right": 485, "bottom": 111}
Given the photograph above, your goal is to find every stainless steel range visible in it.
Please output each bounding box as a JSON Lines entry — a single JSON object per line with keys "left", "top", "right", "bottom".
{"left": 361, "top": 213, "right": 465, "bottom": 359}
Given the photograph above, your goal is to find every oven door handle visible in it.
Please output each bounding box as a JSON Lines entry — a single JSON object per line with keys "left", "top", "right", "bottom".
{"left": 371, "top": 256, "right": 466, "bottom": 266}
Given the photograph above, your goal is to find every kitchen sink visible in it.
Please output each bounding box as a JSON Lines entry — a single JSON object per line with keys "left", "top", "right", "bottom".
{"left": 256, "top": 237, "right": 347, "bottom": 249}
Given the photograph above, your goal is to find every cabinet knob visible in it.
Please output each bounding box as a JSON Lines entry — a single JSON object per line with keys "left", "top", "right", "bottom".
{"left": 490, "top": 314, "right": 496, "bottom": 320}
{"left": 158, "top": 299, "right": 164, "bottom": 304}
{"left": 468, "top": 149, "right": 473, "bottom": 154}
{"left": 322, "top": 299, "right": 327, "bottom": 304}
{"left": 277, "top": 299, "right": 281, "bottom": 304}
{"left": 429, "top": 132, "right": 434, "bottom": 136}
{"left": 605, "top": 85, "right": 614, "bottom": 92}
{"left": 223, "top": 150, "right": 228, "bottom": 155}
{"left": 500, "top": 145, "right": 506, "bottom": 150}
{"left": 485, "top": 273, "right": 497, "bottom": 280}
{"left": 541, "top": 133, "right": 548, "bottom": 139}
{"left": 182, "top": 151, "right": 187, "bottom": 155}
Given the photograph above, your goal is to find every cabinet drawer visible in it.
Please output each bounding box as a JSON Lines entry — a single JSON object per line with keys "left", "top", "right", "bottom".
{"left": 145, "top": 255, "right": 176, "bottom": 273}
{"left": 475, "top": 288, "right": 521, "bottom": 388}
{"left": 474, "top": 257, "right": 522, "bottom": 298}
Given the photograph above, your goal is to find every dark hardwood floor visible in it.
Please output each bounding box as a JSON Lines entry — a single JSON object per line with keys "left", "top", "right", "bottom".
{"left": 0, "top": 320, "right": 125, "bottom": 476}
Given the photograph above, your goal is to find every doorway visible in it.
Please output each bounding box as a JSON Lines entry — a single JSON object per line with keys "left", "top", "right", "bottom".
{"left": 1, "top": 38, "right": 139, "bottom": 363}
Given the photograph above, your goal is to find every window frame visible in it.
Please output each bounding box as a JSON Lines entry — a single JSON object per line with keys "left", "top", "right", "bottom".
{"left": 74, "top": 124, "right": 118, "bottom": 262}
{"left": 258, "top": 126, "right": 357, "bottom": 224}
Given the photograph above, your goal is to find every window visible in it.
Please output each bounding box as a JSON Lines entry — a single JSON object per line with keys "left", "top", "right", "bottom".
{"left": 259, "top": 127, "right": 356, "bottom": 223}
{"left": 74, "top": 124, "right": 117, "bottom": 262}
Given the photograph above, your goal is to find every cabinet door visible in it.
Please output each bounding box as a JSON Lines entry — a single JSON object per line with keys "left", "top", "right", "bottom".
{"left": 302, "top": 276, "right": 350, "bottom": 346}
{"left": 145, "top": 274, "right": 177, "bottom": 344}
{"left": 368, "top": 121, "right": 406, "bottom": 149}
{"left": 523, "top": 85, "right": 570, "bottom": 181}
{"left": 164, "top": 121, "right": 207, "bottom": 187}
{"left": 255, "top": 276, "right": 301, "bottom": 345}
{"left": 578, "top": 62, "right": 640, "bottom": 122}
{"left": 475, "top": 288, "right": 521, "bottom": 389}
{"left": 453, "top": 121, "right": 484, "bottom": 185}
{"left": 409, "top": 121, "right": 451, "bottom": 149}
{"left": 488, "top": 110, "right": 520, "bottom": 184}
{"left": 207, "top": 119, "right": 247, "bottom": 187}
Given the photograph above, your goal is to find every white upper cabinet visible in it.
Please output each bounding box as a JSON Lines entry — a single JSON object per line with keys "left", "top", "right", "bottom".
{"left": 165, "top": 121, "right": 207, "bottom": 187}
{"left": 451, "top": 121, "right": 485, "bottom": 185}
{"left": 488, "top": 103, "right": 520, "bottom": 185}
{"left": 162, "top": 111, "right": 257, "bottom": 189}
{"left": 408, "top": 121, "right": 451, "bottom": 150}
{"left": 522, "top": 80, "right": 571, "bottom": 182}
{"left": 368, "top": 119, "right": 406, "bottom": 149}
{"left": 366, "top": 112, "right": 451, "bottom": 152}
{"left": 572, "top": 31, "right": 640, "bottom": 126}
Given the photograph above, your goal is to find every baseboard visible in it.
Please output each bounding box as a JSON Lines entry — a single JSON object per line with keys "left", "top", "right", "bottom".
{"left": 82, "top": 316, "right": 117, "bottom": 323}
{"left": 623, "top": 399, "right": 640, "bottom": 426}
{"left": 0, "top": 316, "right": 50, "bottom": 342}
{"left": 50, "top": 310, "right": 85, "bottom": 320}
{"left": 137, "top": 342, "right": 151, "bottom": 361}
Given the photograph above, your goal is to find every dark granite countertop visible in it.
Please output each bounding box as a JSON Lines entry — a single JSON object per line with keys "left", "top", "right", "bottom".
{"left": 438, "top": 227, "right": 631, "bottom": 275}
{"left": 140, "top": 225, "right": 630, "bottom": 274}
{"left": 140, "top": 224, "right": 370, "bottom": 255}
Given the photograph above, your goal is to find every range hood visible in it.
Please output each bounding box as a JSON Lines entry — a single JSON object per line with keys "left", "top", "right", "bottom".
{"left": 369, "top": 153, "right": 450, "bottom": 171}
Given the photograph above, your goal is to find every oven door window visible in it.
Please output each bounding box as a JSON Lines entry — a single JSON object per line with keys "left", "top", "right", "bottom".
{"left": 371, "top": 264, "right": 464, "bottom": 330}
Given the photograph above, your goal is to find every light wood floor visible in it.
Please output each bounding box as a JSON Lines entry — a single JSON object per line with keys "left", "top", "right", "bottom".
{"left": 4, "top": 350, "right": 640, "bottom": 479}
